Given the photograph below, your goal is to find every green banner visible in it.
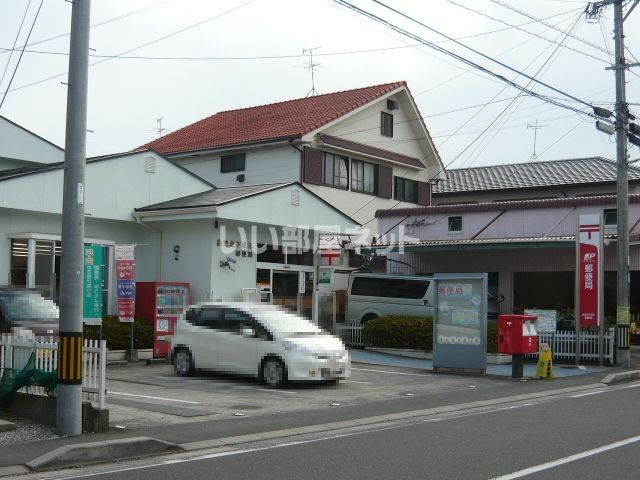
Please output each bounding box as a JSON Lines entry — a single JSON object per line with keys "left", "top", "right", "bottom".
{"left": 83, "top": 244, "right": 104, "bottom": 323}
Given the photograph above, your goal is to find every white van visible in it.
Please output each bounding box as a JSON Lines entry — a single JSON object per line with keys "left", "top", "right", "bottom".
{"left": 346, "top": 273, "right": 435, "bottom": 325}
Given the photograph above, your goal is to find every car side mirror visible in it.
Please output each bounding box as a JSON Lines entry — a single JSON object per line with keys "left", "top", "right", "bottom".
{"left": 242, "top": 327, "right": 255, "bottom": 338}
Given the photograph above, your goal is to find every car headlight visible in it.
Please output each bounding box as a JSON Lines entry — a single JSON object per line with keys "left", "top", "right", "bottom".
{"left": 282, "top": 341, "right": 321, "bottom": 358}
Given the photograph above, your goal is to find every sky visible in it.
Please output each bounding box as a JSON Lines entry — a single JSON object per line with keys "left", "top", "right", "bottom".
{"left": 1, "top": 0, "right": 639, "bottom": 170}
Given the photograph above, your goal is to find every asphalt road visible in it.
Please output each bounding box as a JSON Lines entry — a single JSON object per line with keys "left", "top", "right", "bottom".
{"left": 38, "top": 382, "right": 640, "bottom": 480}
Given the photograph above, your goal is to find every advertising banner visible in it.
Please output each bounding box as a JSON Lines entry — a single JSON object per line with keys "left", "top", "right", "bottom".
{"left": 115, "top": 244, "right": 136, "bottom": 323}
{"left": 83, "top": 244, "right": 104, "bottom": 324}
{"left": 577, "top": 215, "right": 602, "bottom": 327}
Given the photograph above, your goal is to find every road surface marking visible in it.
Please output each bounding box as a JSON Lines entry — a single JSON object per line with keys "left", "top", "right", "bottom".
{"left": 491, "top": 434, "right": 640, "bottom": 480}
{"left": 569, "top": 390, "right": 607, "bottom": 398}
{"left": 108, "top": 391, "right": 200, "bottom": 404}
{"left": 348, "top": 380, "right": 372, "bottom": 384}
{"left": 619, "top": 382, "right": 640, "bottom": 389}
{"left": 352, "top": 367, "right": 431, "bottom": 377}
{"left": 256, "top": 388, "right": 296, "bottom": 394}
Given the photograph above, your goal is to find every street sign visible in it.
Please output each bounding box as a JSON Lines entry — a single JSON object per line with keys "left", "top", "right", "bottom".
{"left": 83, "top": 244, "right": 104, "bottom": 324}
{"left": 115, "top": 245, "right": 136, "bottom": 323}
{"left": 577, "top": 215, "right": 603, "bottom": 327}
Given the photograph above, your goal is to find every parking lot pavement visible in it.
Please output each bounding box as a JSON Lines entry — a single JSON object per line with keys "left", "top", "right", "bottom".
{"left": 104, "top": 361, "right": 511, "bottom": 430}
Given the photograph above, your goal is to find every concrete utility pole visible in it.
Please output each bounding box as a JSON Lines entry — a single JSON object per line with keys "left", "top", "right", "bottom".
{"left": 56, "top": 0, "right": 92, "bottom": 436}
{"left": 613, "top": 0, "right": 631, "bottom": 367}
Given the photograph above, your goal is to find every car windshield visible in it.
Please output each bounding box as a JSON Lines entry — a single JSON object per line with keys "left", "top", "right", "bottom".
{"left": 0, "top": 291, "right": 59, "bottom": 320}
{"left": 257, "top": 308, "right": 323, "bottom": 336}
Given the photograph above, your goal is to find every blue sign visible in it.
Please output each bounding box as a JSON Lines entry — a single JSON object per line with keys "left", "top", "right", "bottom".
{"left": 117, "top": 280, "right": 136, "bottom": 299}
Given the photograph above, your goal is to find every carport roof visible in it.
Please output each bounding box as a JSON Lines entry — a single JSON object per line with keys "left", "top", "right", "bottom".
{"left": 365, "top": 234, "right": 620, "bottom": 252}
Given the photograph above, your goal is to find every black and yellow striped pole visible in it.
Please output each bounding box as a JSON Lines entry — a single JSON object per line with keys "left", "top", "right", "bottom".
{"left": 57, "top": 333, "right": 83, "bottom": 385}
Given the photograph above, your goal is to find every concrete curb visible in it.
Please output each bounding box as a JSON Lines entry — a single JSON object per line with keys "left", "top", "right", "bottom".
{"left": 26, "top": 436, "right": 184, "bottom": 472}
{"left": 601, "top": 370, "right": 640, "bottom": 385}
{"left": 0, "top": 419, "right": 15, "bottom": 433}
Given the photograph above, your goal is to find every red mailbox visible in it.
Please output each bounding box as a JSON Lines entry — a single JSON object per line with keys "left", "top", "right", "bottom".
{"left": 498, "top": 314, "right": 539, "bottom": 355}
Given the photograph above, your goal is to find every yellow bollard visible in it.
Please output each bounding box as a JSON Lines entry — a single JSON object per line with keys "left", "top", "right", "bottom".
{"left": 535, "top": 343, "right": 555, "bottom": 379}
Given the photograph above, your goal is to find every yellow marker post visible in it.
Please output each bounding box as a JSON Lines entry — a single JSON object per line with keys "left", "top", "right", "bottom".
{"left": 535, "top": 343, "right": 555, "bottom": 379}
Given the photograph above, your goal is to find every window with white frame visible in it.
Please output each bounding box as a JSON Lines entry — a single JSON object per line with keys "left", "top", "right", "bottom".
{"left": 351, "top": 159, "right": 377, "bottom": 194}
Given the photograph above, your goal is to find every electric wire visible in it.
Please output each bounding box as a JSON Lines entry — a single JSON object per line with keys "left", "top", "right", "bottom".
{"left": 0, "top": 0, "right": 32, "bottom": 91}
{"left": 0, "top": 0, "right": 256, "bottom": 98}
{"left": 445, "top": 0, "right": 610, "bottom": 64}
{"left": 0, "top": 0, "right": 43, "bottom": 111}
{"left": 367, "top": 0, "right": 600, "bottom": 112}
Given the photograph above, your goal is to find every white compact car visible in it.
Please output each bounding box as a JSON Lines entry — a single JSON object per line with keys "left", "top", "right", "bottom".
{"left": 170, "top": 302, "right": 350, "bottom": 387}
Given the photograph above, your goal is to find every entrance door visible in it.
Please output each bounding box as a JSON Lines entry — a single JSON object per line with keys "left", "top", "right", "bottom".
{"left": 272, "top": 271, "right": 300, "bottom": 313}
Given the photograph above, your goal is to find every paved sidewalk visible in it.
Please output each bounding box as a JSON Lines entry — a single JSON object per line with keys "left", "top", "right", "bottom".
{"left": 350, "top": 349, "right": 611, "bottom": 377}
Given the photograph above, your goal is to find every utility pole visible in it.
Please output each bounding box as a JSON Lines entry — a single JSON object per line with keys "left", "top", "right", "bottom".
{"left": 612, "top": 0, "right": 631, "bottom": 367}
{"left": 56, "top": 0, "right": 91, "bottom": 436}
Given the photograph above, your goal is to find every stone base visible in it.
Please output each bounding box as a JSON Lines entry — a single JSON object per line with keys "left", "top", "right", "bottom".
{"left": 125, "top": 349, "right": 139, "bottom": 363}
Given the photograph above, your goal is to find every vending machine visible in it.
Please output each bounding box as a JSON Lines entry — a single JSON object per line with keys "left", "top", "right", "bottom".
{"left": 135, "top": 282, "right": 190, "bottom": 358}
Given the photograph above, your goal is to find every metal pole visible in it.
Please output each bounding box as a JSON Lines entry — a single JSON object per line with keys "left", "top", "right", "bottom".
{"left": 614, "top": 0, "right": 631, "bottom": 367}
{"left": 56, "top": 0, "right": 91, "bottom": 437}
{"left": 575, "top": 216, "right": 581, "bottom": 367}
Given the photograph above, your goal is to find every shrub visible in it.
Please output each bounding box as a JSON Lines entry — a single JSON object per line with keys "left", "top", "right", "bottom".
{"left": 84, "top": 316, "right": 154, "bottom": 350}
{"left": 363, "top": 315, "right": 433, "bottom": 351}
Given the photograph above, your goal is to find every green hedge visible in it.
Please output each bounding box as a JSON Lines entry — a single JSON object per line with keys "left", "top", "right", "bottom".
{"left": 363, "top": 315, "right": 500, "bottom": 354}
{"left": 363, "top": 315, "right": 433, "bottom": 351}
{"left": 83, "top": 316, "right": 154, "bottom": 350}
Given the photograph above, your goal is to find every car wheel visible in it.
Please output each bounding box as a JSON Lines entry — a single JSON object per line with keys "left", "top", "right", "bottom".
{"left": 174, "top": 349, "right": 194, "bottom": 377}
{"left": 261, "top": 358, "right": 286, "bottom": 388}
{"left": 361, "top": 314, "right": 378, "bottom": 326}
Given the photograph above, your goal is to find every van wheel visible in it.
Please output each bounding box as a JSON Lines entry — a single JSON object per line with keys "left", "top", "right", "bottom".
{"left": 174, "top": 349, "right": 194, "bottom": 377}
{"left": 361, "top": 314, "right": 378, "bottom": 326}
{"left": 262, "top": 358, "right": 286, "bottom": 388}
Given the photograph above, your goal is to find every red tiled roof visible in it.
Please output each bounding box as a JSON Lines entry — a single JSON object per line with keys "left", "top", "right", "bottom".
{"left": 138, "top": 82, "right": 406, "bottom": 155}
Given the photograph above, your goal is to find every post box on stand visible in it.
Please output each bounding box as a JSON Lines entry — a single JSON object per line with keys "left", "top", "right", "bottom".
{"left": 498, "top": 314, "right": 539, "bottom": 378}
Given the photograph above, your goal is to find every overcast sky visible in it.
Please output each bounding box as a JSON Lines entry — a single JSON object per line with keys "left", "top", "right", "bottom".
{"left": 1, "top": 0, "right": 639, "bottom": 170}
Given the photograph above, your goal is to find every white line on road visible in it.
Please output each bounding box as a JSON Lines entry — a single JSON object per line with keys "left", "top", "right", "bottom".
{"left": 352, "top": 367, "right": 431, "bottom": 377}
{"left": 108, "top": 391, "right": 200, "bottom": 404}
{"left": 619, "top": 383, "right": 640, "bottom": 389}
{"left": 347, "top": 380, "right": 372, "bottom": 384}
{"left": 569, "top": 390, "right": 607, "bottom": 398}
{"left": 256, "top": 388, "right": 297, "bottom": 394}
{"left": 491, "top": 434, "right": 640, "bottom": 480}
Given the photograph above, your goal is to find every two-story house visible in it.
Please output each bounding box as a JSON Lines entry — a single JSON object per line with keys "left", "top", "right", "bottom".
{"left": 139, "top": 81, "right": 445, "bottom": 238}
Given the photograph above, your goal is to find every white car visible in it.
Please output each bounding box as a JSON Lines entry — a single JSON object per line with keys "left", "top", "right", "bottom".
{"left": 170, "top": 302, "right": 350, "bottom": 387}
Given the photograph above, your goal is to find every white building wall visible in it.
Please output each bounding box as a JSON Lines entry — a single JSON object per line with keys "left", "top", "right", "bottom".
{"left": 156, "top": 219, "right": 215, "bottom": 303}
{"left": 0, "top": 117, "right": 64, "bottom": 164}
{"left": 173, "top": 145, "right": 301, "bottom": 187}
{"left": 0, "top": 151, "right": 211, "bottom": 221}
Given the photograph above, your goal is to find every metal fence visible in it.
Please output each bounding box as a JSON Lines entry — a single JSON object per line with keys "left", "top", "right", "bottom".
{"left": 0, "top": 334, "right": 107, "bottom": 409}
{"left": 525, "top": 328, "right": 616, "bottom": 365}
{"left": 336, "top": 324, "right": 367, "bottom": 348}
{"left": 335, "top": 325, "right": 616, "bottom": 365}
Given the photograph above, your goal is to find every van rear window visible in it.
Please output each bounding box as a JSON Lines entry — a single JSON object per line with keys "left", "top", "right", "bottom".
{"left": 351, "top": 278, "right": 429, "bottom": 299}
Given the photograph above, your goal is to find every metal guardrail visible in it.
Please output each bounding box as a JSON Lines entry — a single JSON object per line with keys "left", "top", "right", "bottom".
{"left": 0, "top": 334, "right": 107, "bottom": 409}
{"left": 336, "top": 324, "right": 367, "bottom": 348}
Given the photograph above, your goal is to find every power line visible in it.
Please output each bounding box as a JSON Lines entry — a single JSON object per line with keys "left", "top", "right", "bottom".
{"left": 446, "top": 0, "right": 610, "bottom": 64}
{"left": 488, "top": 0, "right": 612, "bottom": 55}
{"left": 0, "top": 0, "right": 178, "bottom": 55}
{"left": 367, "top": 0, "right": 600, "bottom": 111}
{"left": 0, "top": 0, "right": 43, "bottom": 111}
{"left": 0, "top": 0, "right": 32, "bottom": 91}
{"left": 0, "top": 0, "right": 257, "bottom": 98}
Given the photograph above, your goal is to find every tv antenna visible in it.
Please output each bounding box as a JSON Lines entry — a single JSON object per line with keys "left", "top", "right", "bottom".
{"left": 156, "top": 117, "right": 169, "bottom": 137}
{"left": 527, "top": 120, "right": 547, "bottom": 162}
{"left": 303, "top": 47, "right": 321, "bottom": 96}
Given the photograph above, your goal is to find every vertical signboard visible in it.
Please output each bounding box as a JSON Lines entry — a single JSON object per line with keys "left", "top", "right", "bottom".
{"left": 433, "top": 273, "right": 488, "bottom": 374}
{"left": 578, "top": 215, "right": 603, "bottom": 327}
{"left": 83, "top": 244, "right": 104, "bottom": 324}
{"left": 115, "top": 244, "right": 136, "bottom": 323}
